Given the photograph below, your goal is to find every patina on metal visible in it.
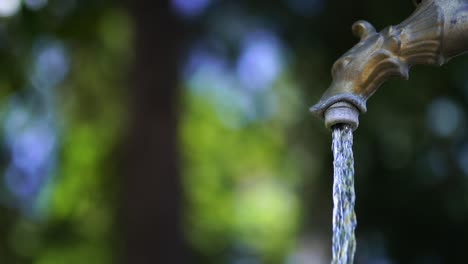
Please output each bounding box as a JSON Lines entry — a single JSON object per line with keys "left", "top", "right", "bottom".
{"left": 311, "top": 0, "right": 468, "bottom": 130}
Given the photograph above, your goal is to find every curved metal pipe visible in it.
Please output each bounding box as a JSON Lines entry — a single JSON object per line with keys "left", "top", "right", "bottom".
{"left": 311, "top": 0, "right": 468, "bottom": 130}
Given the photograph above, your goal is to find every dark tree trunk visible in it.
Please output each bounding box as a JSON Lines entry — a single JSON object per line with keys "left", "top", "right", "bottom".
{"left": 122, "top": 1, "right": 187, "bottom": 263}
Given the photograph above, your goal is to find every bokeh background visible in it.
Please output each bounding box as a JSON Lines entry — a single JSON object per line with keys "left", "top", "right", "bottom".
{"left": 0, "top": 0, "right": 467, "bottom": 263}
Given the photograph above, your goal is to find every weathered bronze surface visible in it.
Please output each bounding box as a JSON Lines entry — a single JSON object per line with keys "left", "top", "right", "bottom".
{"left": 311, "top": 0, "right": 468, "bottom": 128}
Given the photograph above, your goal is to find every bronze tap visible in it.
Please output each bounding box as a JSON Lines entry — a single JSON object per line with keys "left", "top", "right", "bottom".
{"left": 310, "top": 0, "right": 468, "bottom": 130}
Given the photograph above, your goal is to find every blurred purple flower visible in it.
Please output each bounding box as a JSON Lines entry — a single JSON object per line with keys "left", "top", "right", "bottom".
{"left": 171, "top": 0, "right": 212, "bottom": 18}
{"left": 10, "top": 122, "right": 56, "bottom": 174}
{"left": 25, "top": 0, "right": 48, "bottom": 11}
{"left": 236, "top": 30, "right": 285, "bottom": 92}
{"left": 30, "top": 39, "right": 69, "bottom": 89}
{"left": 5, "top": 165, "right": 42, "bottom": 199}
{"left": 2, "top": 96, "right": 57, "bottom": 213}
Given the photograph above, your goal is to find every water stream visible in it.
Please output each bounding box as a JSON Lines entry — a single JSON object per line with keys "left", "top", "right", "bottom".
{"left": 331, "top": 124, "right": 357, "bottom": 264}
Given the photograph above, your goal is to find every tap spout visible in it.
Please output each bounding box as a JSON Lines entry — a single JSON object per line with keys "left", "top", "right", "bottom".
{"left": 311, "top": 0, "right": 468, "bottom": 130}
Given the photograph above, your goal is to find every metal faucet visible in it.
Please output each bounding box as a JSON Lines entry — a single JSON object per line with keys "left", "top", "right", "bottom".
{"left": 310, "top": 0, "right": 468, "bottom": 130}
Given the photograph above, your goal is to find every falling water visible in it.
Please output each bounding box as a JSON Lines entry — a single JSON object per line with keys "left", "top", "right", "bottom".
{"left": 331, "top": 124, "right": 357, "bottom": 264}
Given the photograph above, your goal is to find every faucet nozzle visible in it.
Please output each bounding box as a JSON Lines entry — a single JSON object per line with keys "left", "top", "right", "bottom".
{"left": 324, "top": 102, "right": 359, "bottom": 130}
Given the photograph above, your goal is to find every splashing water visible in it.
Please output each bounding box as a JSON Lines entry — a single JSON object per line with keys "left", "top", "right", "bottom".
{"left": 331, "top": 124, "right": 357, "bottom": 264}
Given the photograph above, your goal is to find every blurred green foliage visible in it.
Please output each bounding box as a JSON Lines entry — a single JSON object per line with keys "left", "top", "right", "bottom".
{"left": 0, "top": 2, "right": 130, "bottom": 263}
{"left": 180, "top": 73, "right": 303, "bottom": 262}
